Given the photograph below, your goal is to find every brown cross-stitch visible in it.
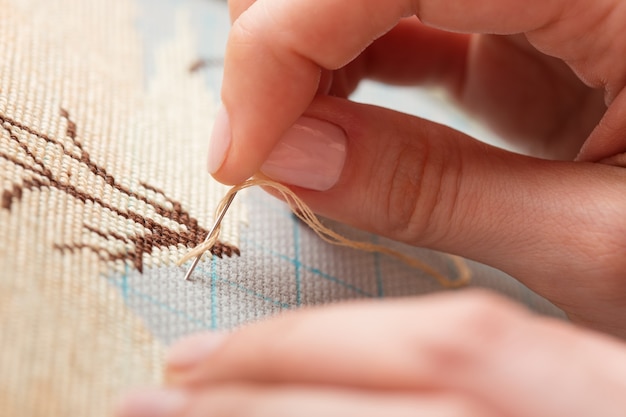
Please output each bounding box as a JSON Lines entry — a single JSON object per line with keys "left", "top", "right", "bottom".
{"left": 0, "top": 108, "right": 239, "bottom": 272}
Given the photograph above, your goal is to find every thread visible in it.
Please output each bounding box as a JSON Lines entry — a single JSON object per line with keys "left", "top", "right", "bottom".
{"left": 178, "top": 178, "right": 471, "bottom": 288}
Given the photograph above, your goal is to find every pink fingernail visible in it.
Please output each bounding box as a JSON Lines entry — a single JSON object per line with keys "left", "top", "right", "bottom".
{"left": 208, "top": 105, "right": 232, "bottom": 174}
{"left": 166, "top": 332, "right": 228, "bottom": 369}
{"left": 115, "top": 388, "right": 187, "bottom": 417}
{"left": 261, "top": 117, "right": 347, "bottom": 191}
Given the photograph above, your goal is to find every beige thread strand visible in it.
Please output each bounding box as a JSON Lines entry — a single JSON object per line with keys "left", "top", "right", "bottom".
{"left": 178, "top": 178, "right": 471, "bottom": 288}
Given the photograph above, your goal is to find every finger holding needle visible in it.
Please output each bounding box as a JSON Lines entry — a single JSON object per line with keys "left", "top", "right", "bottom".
{"left": 183, "top": 191, "right": 238, "bottom": 281}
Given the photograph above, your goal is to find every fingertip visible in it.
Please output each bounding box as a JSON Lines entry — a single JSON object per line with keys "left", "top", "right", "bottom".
{"left": 210, "top": 148, "right": 261, "bottom": 185}
{"left": 217, "top": 2, "right": 330, "bottom": 186}
{"left": 207, "top": 104, "right": 264, "bottom": 185}
{"left": 260, "top": 116, "right": 348, "bottom": 192}
{"left": 208, "top": 105, "right": 232, "bottom": 176}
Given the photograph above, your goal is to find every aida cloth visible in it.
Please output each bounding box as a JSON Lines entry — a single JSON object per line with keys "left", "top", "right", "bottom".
{"left": 0, "top": 0, "right": 242, "bottom": 414}
{"left": 0, "top": 1, "right": 565, "bottom": 416}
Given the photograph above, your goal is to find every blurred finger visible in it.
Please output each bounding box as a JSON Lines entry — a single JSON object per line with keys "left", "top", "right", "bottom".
{"left": 165, "top": 291, "right": 626, "bottom": 417}
{"left": 116, "top": 384, "right": 497, "bottom": 417}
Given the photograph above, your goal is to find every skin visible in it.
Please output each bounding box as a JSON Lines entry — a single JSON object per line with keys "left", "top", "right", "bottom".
{"left": 118, "top": 292, "right": 626, "bottom": 417}
{"left": 211, "top": 0, "right": 626, "bottom": 336}
{"left": 117, "top": 0, "right": 626, "bottom": 415}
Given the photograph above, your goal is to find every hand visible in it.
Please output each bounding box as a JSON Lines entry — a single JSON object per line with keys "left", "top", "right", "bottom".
{"left": 116, "top": 291, "right": 626, "bottom": 417}
{"left": 206, "top": 0, "right": 626, "bottom": 337}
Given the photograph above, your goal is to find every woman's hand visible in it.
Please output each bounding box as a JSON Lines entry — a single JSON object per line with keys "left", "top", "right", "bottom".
{"left": 115, "top": 3, "right": 626, "bottom": 415}
{"left": 205, "top": 0, "right": 626, "bottom": 337}
{"left": 116, "top": 291, "right": 626, "bottom": 417}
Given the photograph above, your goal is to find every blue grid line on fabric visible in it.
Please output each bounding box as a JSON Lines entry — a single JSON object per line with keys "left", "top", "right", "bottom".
{"left": 108, "top": 276, "right": 212, "bottom": 329}
{"left": 242, "top": 237, "right": 374, "bottom": 298}
{"left": 247, "top": 192, "right": 378, "bottom": 297}
{"left": 121, "top": 264, "right": 131, "bottom": 301}
{"left": 292, "top": 214, "right": 302, "bottom": 306}
{"left": 210, "top": 256, "right": 218, "bottom": 330}
{"left": 373, "top": 253, "right": 384, "bottom": 298}
{"left": 194, "top": 263, "right": 292, "bottom": 309}
{"left": 219, "top": 279, "right": 291, "bottom": 309}
{"left": 109, "top": 262, "right": 292, "bottom": 331}
{"left": 109, "top": 191, "right": 385, "bottom": 333}
{"left": 371, "top": 236, "right": 385, "bottom": 298}
{"left": 305, "top": 265, "right": 374, "bottom": 298}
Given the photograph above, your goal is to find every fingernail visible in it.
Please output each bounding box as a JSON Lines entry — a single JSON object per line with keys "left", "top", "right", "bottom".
{"left": 261, "top": 117, "right": 347, "bottom": 191}
{"left": 116, "top": 388, "right": 187, "bottom": 417}
{"left": 208, "top": 105, "right": 232, "bottom": 174}
{"left": 166, "top": 332, "right": 228, "bottom": 369}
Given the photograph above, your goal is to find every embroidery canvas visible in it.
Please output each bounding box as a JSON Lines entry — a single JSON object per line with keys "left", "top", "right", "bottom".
{"left": 0, "top": 1, "right": 565, "bottom": 416}
{"left": 0, "top": 0, "right": 242, "bottom": 414}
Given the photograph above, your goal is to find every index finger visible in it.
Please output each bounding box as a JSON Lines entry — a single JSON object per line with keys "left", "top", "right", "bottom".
{"left": 212, "top": 0, "right": 568, "bottom": 184}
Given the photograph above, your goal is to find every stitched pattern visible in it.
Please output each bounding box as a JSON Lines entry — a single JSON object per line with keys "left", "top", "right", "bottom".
{"left": 0, "top": 1, "right": 567, "bottom": 415}
{"left": 0, "top": 1, "right": 242, "bottom": 415}
{"left": 1, "top": 109, "right": 238, "bottom": 272}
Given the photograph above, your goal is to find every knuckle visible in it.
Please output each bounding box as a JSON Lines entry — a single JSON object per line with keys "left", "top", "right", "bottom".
{"left": 383, "top": 139, "right": 429, "bottom": 239}
{"left": 379, "top": 129, "right": 463, "bottom": 245}
{"left": 421, "top": 291, "right": 522, "bottom": 374}
{"left": 452, "top": 291, "right": 519, "bottom": 340}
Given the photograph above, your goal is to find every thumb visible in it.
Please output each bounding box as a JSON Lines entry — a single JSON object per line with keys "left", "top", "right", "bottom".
{"left": 257, "top": 96, "right": 626, "bottom": 312}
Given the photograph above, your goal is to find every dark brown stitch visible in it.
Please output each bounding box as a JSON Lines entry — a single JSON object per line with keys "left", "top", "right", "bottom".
{"left": 1, "top": 108, "right": 240, "bottom": 273}
{"left": 0, "top": 154, "right": 49, "bottom": 187}
{"left": 0, "top": 114, "right": 58, "bottom": 144}
{"left": 1, "top": 126, "right": 47, "bottom": 175}
{"left": 5, "top": 113, "right": 192, "bottom": 225}
{"left": 60, "top": 107, "right": 77, "bottom": 139}
{"left": 83, "top": 224, "right": 129, "bottom": 243}
{"left": 188, "top": 58, "right": 223, "bottom": 73}
{"left": 1, "top": 183, "right": 26, "bottom": 211}
{"left": 84, "top": 224, "right": 131, "bottom": 244}
{"left": 139, "top": 182, "right": 166, "bottom": 196}
{"left": 53, "top": 243, "right": 109, "bottom": 261}
{"left": 189, "top": 59, "right": 206, "bottom": 72}
{"left": 13, "top": 184, "right": 22, "bottom": 201}
{"left": 139, "top": 181, "right": 179, "bottom": 212}
{"left": 84, "top": 225, "right": 111, "bottom": 240}
{"left": 1, "top": 190, "right": 12, "bottom": 210}
{"left": 66, "top": 120, "right": 77, "bottom": 139}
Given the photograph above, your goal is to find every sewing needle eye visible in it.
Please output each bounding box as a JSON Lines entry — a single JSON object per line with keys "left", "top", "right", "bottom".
{"left": 183, "top": 191, "right": 238, "bottom": 281}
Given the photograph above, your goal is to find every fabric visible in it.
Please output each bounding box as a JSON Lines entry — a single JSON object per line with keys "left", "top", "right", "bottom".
{"left": 0, "top": 0, "right": 565, "bottom": 416}
{"left": 0, "top": 0, "right": 240, "bottom": 414}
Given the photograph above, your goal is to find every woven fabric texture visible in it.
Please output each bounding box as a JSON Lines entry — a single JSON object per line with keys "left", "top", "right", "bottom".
{"left": 0, "top": 1, "right": 565, "bottom": 416}
{"left": 0, "top": 0, "right": 242, "bottom": 414}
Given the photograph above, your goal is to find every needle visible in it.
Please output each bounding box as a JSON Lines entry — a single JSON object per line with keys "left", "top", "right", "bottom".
{"left": 183, "top": 191, "right": 238, "bottom": 281}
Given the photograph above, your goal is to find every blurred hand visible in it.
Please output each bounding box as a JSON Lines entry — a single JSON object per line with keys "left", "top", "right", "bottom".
{"left": 117, "top": 291, "right": 626, "bottom": 417}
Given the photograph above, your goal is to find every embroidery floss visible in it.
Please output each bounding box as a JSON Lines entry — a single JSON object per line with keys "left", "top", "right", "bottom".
{"left": 178, "top": 177, "right": 471, "bottom": 288}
